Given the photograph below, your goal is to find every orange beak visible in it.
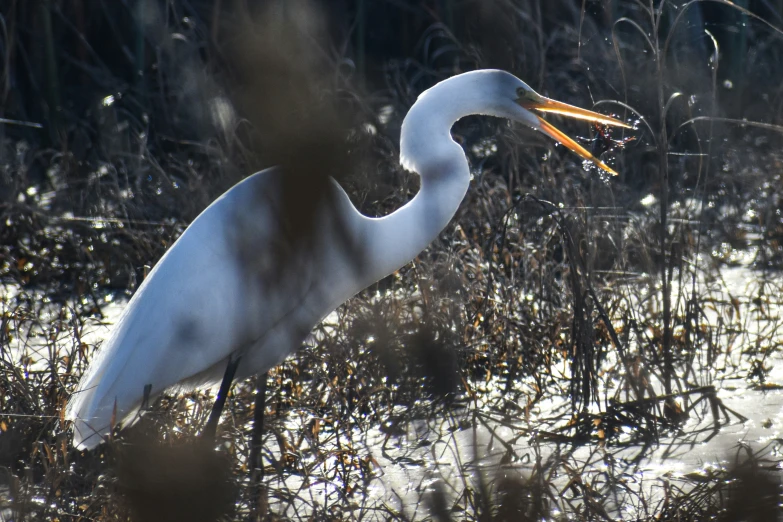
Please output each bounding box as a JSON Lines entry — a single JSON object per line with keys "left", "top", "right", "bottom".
{"left": 519, "top": 95, "right": 632, "bottom": 176}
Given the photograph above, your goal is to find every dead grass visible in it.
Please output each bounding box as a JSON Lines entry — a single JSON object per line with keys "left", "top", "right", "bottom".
{"left": 2, "top": 0, "right": 783, "bottom": 520}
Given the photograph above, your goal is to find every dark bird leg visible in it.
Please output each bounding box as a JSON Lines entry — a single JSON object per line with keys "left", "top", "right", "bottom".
{"left": 203, "top": 353, "right": 242, "bottom": 440}
{"left": 249, "top": 372, "right": 268, "bottom": 520}
{"left": 249, "top": 372, "right": 268, "bottom": 476}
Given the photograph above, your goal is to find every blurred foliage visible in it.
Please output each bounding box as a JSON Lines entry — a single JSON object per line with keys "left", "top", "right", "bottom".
{"left": 1, "top": 0, "right": 783, "bottom": 520}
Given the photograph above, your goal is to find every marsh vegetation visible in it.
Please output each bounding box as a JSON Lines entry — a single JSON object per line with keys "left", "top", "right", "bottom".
{"left": 2, "top": 0, "right": 783, "bottom": 520}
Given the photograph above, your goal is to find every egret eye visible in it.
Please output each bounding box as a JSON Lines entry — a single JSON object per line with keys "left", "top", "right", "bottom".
{"left": 517, "top": 87, "right": 537, "bottom": 101}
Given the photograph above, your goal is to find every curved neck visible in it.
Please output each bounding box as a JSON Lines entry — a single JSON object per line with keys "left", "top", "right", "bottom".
{"left": 359, "top": 155, "right": 469, "bottom": 286}
{"left": 357, "top": 73, "right": 510, "bottom": 287}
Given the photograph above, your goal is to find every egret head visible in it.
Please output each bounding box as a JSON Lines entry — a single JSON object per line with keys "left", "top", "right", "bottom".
{"left": 402, "top": 70, "right": 632, "bottom": 177}
{"left": 511, "top": 80, "right": 632, "bottom": 176}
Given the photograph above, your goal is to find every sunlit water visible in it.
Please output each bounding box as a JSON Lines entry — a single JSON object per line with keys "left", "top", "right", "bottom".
{"left": 2, "top": 264, "right": 782, "bottom": 519}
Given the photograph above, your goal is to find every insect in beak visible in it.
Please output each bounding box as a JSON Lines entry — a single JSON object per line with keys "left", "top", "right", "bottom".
{"left": 518, "top": 92, "right": 632, "bottom": 176}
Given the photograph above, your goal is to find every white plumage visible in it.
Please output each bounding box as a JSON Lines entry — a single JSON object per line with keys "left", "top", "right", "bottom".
{"left": 66, "top": 70, "right": 628, "bottom": 449}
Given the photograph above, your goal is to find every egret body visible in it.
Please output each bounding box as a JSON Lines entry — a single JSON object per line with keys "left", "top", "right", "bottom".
{"left": 66, "top": 70, "right": 628, "bottom": 449}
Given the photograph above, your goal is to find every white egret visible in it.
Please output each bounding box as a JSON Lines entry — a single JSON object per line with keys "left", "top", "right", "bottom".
{"left": 66, "top": 69, "right": 629, "bottom": 449}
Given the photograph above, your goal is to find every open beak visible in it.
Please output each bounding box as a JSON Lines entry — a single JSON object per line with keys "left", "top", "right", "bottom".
{"left": 519, "top": 95, "right": 632, "bottom": 176}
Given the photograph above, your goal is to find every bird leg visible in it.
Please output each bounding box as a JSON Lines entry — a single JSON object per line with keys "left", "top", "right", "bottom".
{"left": 248, "top": 372, "right": 267, "bottom": 476}
{"left": 202, "top": 352, "right": 242, "bottom": 440}
{"left": 249, "top": 372, "right": 268, "bottom": 519}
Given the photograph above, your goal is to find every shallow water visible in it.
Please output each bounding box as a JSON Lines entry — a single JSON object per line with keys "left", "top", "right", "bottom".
{"left": 275, "top": 264, "right": 783, "bottom": 518}
{"left": 2, "top": 264, "right": 782, "bottom": 519}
